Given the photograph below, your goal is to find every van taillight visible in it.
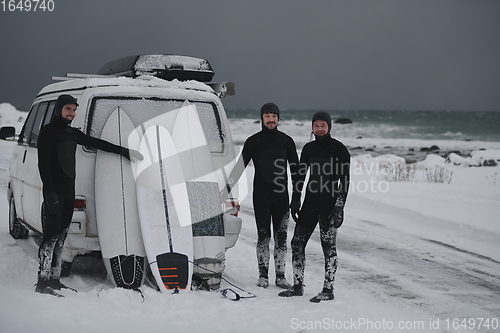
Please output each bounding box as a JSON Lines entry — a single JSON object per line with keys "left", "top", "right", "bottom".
{"left": 74, "top": 198, "right": 86, "bottom": 211}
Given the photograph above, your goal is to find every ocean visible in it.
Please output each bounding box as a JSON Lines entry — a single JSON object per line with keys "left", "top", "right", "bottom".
{"left": 2, "top": 104, "right": 499, "bottom": 162}
{"left": 226, "top": 109, "right": 500, "bottom": 162}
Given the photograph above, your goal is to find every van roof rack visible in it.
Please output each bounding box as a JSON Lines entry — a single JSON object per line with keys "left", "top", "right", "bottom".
{"left": 49, "top": 55, "right": 234, "bottom": 98}
{"left": 51, "top": 73, "right": 117, "bottom": 81}
{"left": 50, "top": 73, "right": 235, "bottom": 98}
{"left": 97, "top": 54, "right": 215, "bottom": 82}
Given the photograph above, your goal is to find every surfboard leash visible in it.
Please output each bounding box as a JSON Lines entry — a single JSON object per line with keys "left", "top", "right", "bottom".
{"left": 188, "top": 260, "right": 257, "bottom": 301}
{"left": 95, "top": 258, "right": 255, "bottom": 301}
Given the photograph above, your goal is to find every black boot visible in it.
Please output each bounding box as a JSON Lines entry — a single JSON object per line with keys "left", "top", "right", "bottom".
{"left": 275, "top": 276, "right": 292, "bottom": 289}
{"left": 278, "top": 284, "right": 304, "bottom": 297}
{"left": 309, "top": 287, "right": 334, "bottom": 303}
{"left": 49, "top": 278, "right": 77, "bottom": 292}
{"left": 35, "top": 278, "right": 63, "bottom": 298}
{"left": 256, "top": 276, "right": 269, "bottom": 288}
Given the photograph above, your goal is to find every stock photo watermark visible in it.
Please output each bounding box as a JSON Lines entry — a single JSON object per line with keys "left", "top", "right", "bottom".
{"left": 290, "top": 316, "right": 499, "bottom": 331}
{"left": 1, "top": 0, "right": 55, "bottom": 11}
{"left": 271, "top": 158, "right": 391, "bottom": 195}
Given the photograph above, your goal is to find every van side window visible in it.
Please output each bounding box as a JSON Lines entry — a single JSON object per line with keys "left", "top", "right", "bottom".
{"left": 28, "top": 102, "right": 49, "bottom": 147}
{"left": 196, "top": 102, "right": 225, "bottom": 154}
{"left": 18, "top": 105, "right": 39, "bottom": 146}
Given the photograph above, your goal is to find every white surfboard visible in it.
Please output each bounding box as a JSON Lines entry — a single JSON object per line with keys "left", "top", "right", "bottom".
{"left": 172, "top": 101, "right": 225, "bottom": 289}
{"left": 136, "top": 125, "right": 193, "bottom": 293}
{"left": 95, "top": 107, "right": 146, "bottom": 289}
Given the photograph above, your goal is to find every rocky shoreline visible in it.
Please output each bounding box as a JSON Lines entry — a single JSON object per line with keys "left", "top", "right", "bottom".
{"left": 347, "top": 144, "right": 475, "bottom": 164}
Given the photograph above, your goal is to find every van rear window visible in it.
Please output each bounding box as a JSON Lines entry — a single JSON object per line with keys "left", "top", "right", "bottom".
{"left": 86, "top": 97, "right": 226, "bottom": 154}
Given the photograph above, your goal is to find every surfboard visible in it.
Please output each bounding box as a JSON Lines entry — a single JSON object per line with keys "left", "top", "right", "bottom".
{"left": 172, "top": 101, "right": 225, "bottom": 289}
{"left": 95, "top": 107, "right": 146, "bottom": 289}
{"left": 136, "top": 125, "right": 193, "bottom": 293}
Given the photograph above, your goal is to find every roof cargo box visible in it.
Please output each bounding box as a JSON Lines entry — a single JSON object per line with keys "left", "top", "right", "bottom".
{"left": 97, "top": 54, "right": 215, "bottom": 82}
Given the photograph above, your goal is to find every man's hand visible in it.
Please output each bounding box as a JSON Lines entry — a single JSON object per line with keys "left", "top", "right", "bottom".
{"left": 121, "top": 148, "right": 143, "bottom": 161}
{"left": 290, "top": 199, "right": 301, "bottom": 223}
{"left": 128, "top": 149, "right": 143, "bottom": 161}
{"left": 330, "top": 192, "right": 347, "bottom": 228}
{"left": 329, "top": 206, "right": 344, "bottom": 228}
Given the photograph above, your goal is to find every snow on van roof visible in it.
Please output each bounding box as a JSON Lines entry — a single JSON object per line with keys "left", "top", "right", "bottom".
{"left": 38, "top": 75, "right": 215, "bottom": 97}
{"left": 135, "top": 55, "right": 212, "bottom": 72}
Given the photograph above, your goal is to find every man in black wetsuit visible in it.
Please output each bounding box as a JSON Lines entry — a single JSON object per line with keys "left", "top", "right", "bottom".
{"left": 36, "top": 94, "right": 142, "bottom": 296}
{"left": 279, "top": 111, "right": 350, "bottom": 302}
{"left": 227, "top": 103, "right": 298, "bottom": 289}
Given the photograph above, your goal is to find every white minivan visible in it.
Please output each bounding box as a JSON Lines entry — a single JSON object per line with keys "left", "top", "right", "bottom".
{"left": 1, "top": 55, "right": 242, "bottom": 283}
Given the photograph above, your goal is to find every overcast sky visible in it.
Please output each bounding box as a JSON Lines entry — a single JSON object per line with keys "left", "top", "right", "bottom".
{"left": 1, "top": 0, "right": 499, "bottom": 111}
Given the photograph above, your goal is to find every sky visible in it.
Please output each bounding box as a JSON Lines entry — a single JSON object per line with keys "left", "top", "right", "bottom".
{"left": 0, "top": 0, "right": 499, "bottom": 112}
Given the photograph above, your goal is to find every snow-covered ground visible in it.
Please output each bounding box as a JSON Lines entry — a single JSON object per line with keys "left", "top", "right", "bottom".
{"left": 1, "top": 103, "right": 499, "bottom": 333}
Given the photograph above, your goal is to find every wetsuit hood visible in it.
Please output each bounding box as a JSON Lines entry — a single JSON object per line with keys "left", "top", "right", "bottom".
{"left": 53, "top": 95, "right": 79, "bottom": 127}
{"left": 260, "top": 102, "right": 280, "bottom": 131}
{"left": 312, "top": 111, "right": 332, "bottom": 141}
{"left": 260, "top": 102, "right": 280, "bottom": 120}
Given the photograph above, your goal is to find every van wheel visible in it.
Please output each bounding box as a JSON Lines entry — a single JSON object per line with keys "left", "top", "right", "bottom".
{"left": 9, "top": 196, "right": 29, "bottom": 239}
{"left": 61, "top": 261, "right": 73, "bottom": 277}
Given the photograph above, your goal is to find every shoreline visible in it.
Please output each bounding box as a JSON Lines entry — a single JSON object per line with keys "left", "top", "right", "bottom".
{"left": 346, "top": 144, "right": 472, "bottom": 164}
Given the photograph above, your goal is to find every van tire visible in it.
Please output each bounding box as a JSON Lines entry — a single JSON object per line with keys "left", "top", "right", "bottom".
{"left": 9, "top": 196, "right": 29, "bottom": 239}
{"left": 61, "top": 261, "right": 73, "bottom": 277}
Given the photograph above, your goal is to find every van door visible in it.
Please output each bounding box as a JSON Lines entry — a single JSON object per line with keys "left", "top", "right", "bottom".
{"left": 9, "top": 107, "right": 38, "bottom": 223}
{"left": 20, "top": 101, "right": 55, "bottom": 232}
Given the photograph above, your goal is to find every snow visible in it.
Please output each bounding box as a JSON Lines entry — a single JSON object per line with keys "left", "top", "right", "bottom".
{"left": 0, "top": 102, "right": 27, "bottom": 130}
{"left": 38, "top": 75, "right": 215, "bottom": 97}
{"left": 135, "top": 55, "right": 212, "bottom": 72}
{"left": 1, "top": 103, "right": 499, "bottom": 333}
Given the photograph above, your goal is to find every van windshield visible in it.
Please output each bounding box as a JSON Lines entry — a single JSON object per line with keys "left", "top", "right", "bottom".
{"left": 86, "top": 97, "right": 226, "bottom": 154}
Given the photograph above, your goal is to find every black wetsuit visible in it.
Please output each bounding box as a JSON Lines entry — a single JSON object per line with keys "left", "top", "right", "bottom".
{"left": 228, "top": 126, "right": 298, "bottom": 281}
{"left": 37, "top": 100, "right": 128, "bottom": 287}
{"left": 290, "top": 133, "right": 350, "bottom": 291}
